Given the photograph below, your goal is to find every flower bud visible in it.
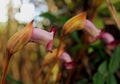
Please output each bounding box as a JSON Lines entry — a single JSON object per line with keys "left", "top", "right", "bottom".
{"left": 62, "top": 12, "right": 87, "bottom": 35}
{"left": 6, "top": 20, "right": 34, "bottom": 56}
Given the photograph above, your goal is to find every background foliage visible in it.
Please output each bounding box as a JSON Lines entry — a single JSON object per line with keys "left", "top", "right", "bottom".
{"left": 0, "top": 0, "right": 120, "bottom": 84}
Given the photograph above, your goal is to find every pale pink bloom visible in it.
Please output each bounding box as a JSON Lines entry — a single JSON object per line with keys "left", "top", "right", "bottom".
{"left": 100, "top": 31, "right": 115, "bottom": 44}
{"left": 84, "top": 20, "right": 115, "bottom": 44}
{"left": 99, "top": 31, "right": 118, "bottom": 51}
{"left": 84, "top": 19, "right": 101, "bottom": 42}
{"left": 30, "top": 27, "right": 56, "bottom": 52}
{"left": 60, "top": 52, "right": 76, "bottom": 70}
{"left": 84, "top": 19, "right": 120, "bottom": 51}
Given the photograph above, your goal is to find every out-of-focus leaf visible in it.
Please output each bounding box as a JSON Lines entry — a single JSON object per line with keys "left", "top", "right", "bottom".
{"left": 64, "top": 0, "right": 74, "bottom": 10}
{"left": 40, "top": 12, "right": 70, "bottom": 26}
{"left": 70, "top": 44, "right": 83, "bottom": 51}
{"left": 93, "top": 16, "right": 104, "bottom": 28}
{"left": 76, "top": 79, "right": 88, "bottom": 84}
{"left": 92, "top": 44, "right": 107, "bottom": 59}
{"left": 109, "top": 44, "right": 120, "bottom": 73}
{"left": 98, "top": 1, "right": 120, "bottom": 17}
{"left": 92, "top": 0, "right": 104, "bottom": 8}
{"left": 93, "top": 72, "right": 105, "bottom": 84}
{"left": 6, "top": 74, "right": 23, "bottom": 84}
{"left": 40, "top": 13, "right": 58, "bottom": 23}
{"left": 106, "top": 73, "right": 117, "bottom": 84}
{"left": 70, "top": 31, "right": 80, "bottom": 43}
{"left": 90, "top": 40, "right": 101, "bottom": 48}
{"left": 0, "top": 72, "right": 23, "bottom": 84}
{"left": 98, "top": 61, "right": 108, "bottom": 74}
{"left": 88, "top": 47, "right": 94, "bottom": 54}
{"left": 51, "top": 62, "right": 59, "bottom": 82}
{"left": 57, "top": 16, "right": 70, "bottom": 25}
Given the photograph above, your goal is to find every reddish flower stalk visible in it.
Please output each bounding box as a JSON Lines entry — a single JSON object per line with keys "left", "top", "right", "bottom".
{"left": 0, "top": 55, "right": 11, "bottom": 84}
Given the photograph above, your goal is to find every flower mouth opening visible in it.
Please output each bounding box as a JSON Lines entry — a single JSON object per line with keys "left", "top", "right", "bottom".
{"left": 50, "top": 27, "right": 57, "bottom": 37}
{"left": 106, "top": 40, "right": 120, "bottom": 50}
{"left": 46, "top": 40, "right": 53, "bottom": 53}
{"left": 64, "top": 61, "right": 76, "bottom": 70}
{"left": 46, "top": 27, "right": 57, "bottom": 52}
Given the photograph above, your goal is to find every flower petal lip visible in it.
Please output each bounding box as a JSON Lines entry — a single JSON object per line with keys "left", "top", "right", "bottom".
{"left": 6, "top": 20, "right": 34, "bottom": 56}
{"left": 50, "top": 27, "right": 57, "bottom": 37}
{"left": 62, "top": 12, "right": 87, "bottom": 35}
{"left": 46, "top": 27, "right": 57, "bottom": 52}
{"left": 106, "top": 40, "right": 120, "bottom": 50}
{"left": 46, "top": 40, "right": 53, "bottom": 52}
{"left": 64, "top": 61, "right": 76, "bottom": 70}
{"left": 60, "top": 52, "right": 75, "bottom": 70}
{"left": 100, "top": 30, "right": 115, "bottom": 44}
{"left": 60, "top": 52, "right": 72, "bottom": 63}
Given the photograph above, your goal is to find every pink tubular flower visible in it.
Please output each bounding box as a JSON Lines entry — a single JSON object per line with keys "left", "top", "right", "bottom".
{"left": 43, "top": 46, "right": 75, "bottom": 70}
{"left": 83, "top": 19, "right": 120, "bottom": 51}
{"left": 84, "top": 19, "right": 101, "bottom": 42}
{"left": 100, "top": 31, "right": 115, "bottom": 44}
{"left": 60, "top": 52, "right": 76, "bottom": 70}
{"left": 84, "top": 19, "right": 115, "bottom": 44}
{"left": 30, "top": 27, "right": 56, "bottom": 52}
{"left": 7, "top": 20, "right": 56, "bottom": 56}
{"left": 42, "top": 46, "right": 76, "bottom": 70}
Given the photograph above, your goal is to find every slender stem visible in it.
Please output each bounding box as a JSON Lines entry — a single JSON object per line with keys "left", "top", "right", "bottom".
{"left": 43, "top": 35, "right": 64, "bottom": 84}
{"left": 105, "top": 0, "right": 120, "bottom": 29}
{"left": 34, "top": 65, "right": 45, "bottom": 84}
{"left": 89, "top": 8, "right": 97, "bottom": 21}
{"left": 66, "top": 33, "right": 89, "bottom": 84}
{"left": 0, "top": 56, "right": 11, "bottom": 84}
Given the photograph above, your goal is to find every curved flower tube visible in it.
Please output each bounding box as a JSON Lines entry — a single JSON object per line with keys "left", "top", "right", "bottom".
{"left": 43, "top": 46, "right": 75, "bottom": 70}
{"left": 7, "top": 20, "right": 56, "bottom": 56}
{"left": 84, "top": 19, "right": 115, "bottom": 44}
{"left": 84, "top": 19, "right": 101, "bottom": 43}
{"left": 83, "top": 19, "right": 120, "bottom": 51}
{"left": 30, "top": 27, "right": 56, "bottom": 52}
{"left": 84, "top": 20, "right": 101, "bottom": 38}
{"left": 100, "top": 31, "right": 115, "bottom": 44}
{"left": 60, "top": 52, "right": 76, "bottom": 70}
